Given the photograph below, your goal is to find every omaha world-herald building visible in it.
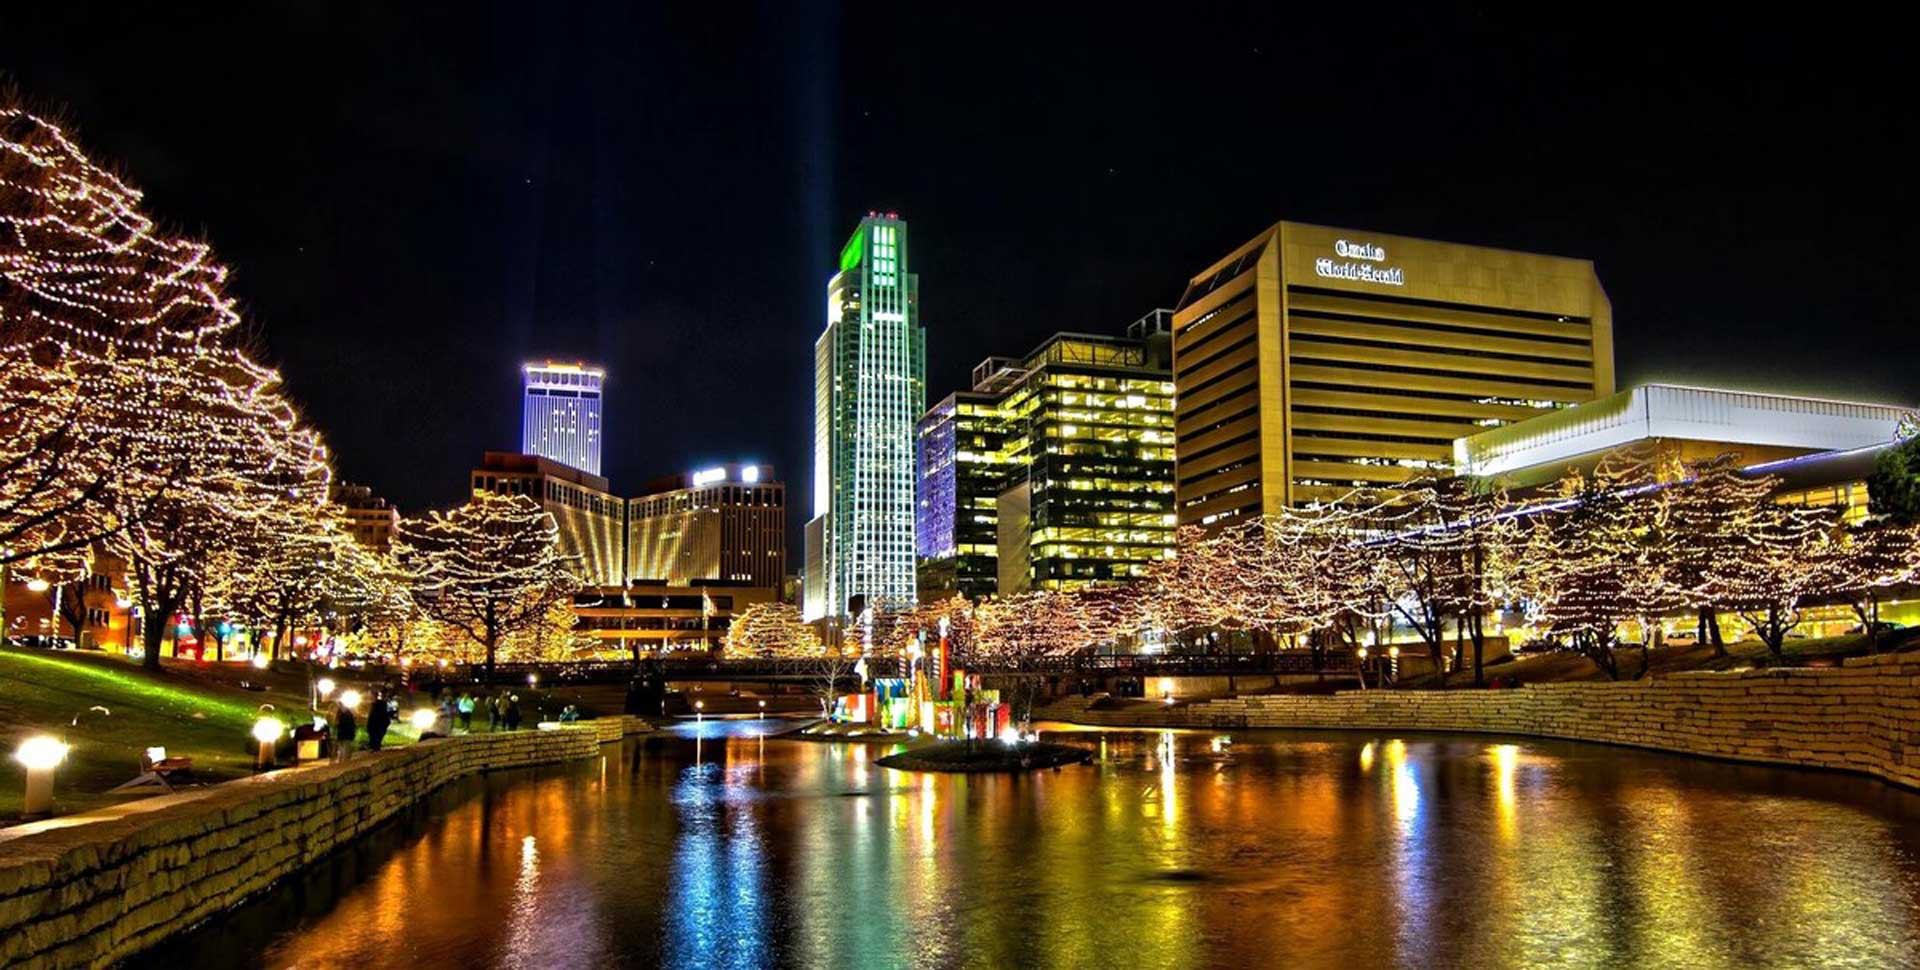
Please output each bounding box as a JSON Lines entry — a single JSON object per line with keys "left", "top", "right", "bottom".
{"left": 1171, "top": 221, "right": 1615, "bottom": 526}
{"left": 804, "top": 213, "right": 925, "bottom": 619}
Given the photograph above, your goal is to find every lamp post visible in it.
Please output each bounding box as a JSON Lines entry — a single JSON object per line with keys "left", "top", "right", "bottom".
{"left": 695, "top": 699, "right": 704, "bottom": 724}
{"left": 15, "top": 735, "right": 69, "bottom": 818}
{"left": 410, "top": 708, "right": 437, "bottom": 735}
{"left": 252, "top": 718, "right": 284, "bottom": 771}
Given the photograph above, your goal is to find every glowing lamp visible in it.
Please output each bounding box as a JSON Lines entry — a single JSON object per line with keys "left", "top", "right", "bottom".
{"left": 338, "top": 689, "right": 363, "bottom": 710}
{"left": 114, "top": 595, "right": 132, "bottom": 609}
{"left": 400, "top": 657, "right": 412, "bottom": 667}
{"left": 315, "top": 678, "right": 337, "bottom": 701}
{"left": 410, "top": 709, "right": 437, "bottom": 732}
{"left": 252, "top": 718, "right": 284, "bottom": 771}
{"left": 1388, "top": 646, "right": 1401, "bottom": 659}
{"left": 251, "top": 653, "right": 271, "bottom": 670}
{"left": 695, "top": 700, "right": 704, "bottom": 710}
{"left": 14, "top": 735, "right": 68, "bottom": 817}
{"left": 527, "top": 673, "right": 538, "bottom": 686}
{"left": 24, "top": 577, "right": 51, "bottom": 593}
{"left": 1357, "top": 647, "right": 1369, "bottom": 660}
{"left": 294, "top": 635, "right": 308, "bottom": 647}
{"left": 15, "top": 735, "right": 68, "bottom": 772}
{"left": 998, "top": 726, "right": 1021, "bottom": 746}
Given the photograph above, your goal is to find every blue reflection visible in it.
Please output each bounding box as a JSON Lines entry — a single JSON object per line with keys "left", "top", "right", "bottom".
{"left": 666, "top": 733, "right": 769, "bottom": 970}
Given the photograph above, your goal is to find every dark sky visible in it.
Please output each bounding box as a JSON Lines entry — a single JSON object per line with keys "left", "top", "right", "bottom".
{"left": 4, "top": 4, "right": 1913, "bottom": 551}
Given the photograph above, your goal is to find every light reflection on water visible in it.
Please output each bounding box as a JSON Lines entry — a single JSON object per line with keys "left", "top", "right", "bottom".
{"left": 135, "top": 721, "right": 1920, "bottom": 970}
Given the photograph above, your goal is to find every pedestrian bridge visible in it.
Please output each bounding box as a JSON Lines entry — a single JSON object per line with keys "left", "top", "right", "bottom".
{"left": 450, "top": 651, "right": 1355, "bottom": 686}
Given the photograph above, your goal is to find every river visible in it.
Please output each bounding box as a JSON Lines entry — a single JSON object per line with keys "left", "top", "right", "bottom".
{"left": 134, "top": 719, "right": 1920, "bottom": 969}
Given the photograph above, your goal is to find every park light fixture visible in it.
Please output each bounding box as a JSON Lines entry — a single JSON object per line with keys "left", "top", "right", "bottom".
{"left": 410, "top": 708, "right": 437, "bottom": 732}
{"left": 251, "top": 653, "right": 271, "bottom": 670}
{"left": 14, "top": 735, "right": 70, "bottom": 818}
{"left": 114, "top": 594, "right": 132, "bottom": 609}
{"left": 252, "top": 718, "right": 284, "bottom": 771}
{"left": 24, "top": 577, "right": 50, "bottom": 593}
{"left": 338, "top": 689, "right": 362, "bottom": 710}
{"left": 1357, "top": 647, "right": 1369, "bottom": 660}
{"left": 527, "top": 673, "right": 538, "bottom": 687}
{"left": 315, "top": 677, "right": 336, "bottom": 701}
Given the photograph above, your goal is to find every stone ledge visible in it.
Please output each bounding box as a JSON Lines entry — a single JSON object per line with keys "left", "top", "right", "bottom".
{"left": 1036, "top": 664, "right": 1920, "bottom": 793}
{"left": 0, "top": 715, "right": 652, "bottom": 970}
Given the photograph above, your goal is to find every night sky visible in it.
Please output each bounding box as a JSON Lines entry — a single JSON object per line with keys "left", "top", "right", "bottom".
{"left": 4, "top": 5, "right": 1912, "bottom": 552}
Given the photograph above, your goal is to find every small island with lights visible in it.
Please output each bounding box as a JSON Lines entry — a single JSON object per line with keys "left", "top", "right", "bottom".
{"left": 875, "top": 737, "right": 1094, "bottom": 773}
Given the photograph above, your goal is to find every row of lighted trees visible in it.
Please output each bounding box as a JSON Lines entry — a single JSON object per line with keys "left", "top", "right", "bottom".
{"left": 727, "top": 447, "right": 1919, "bottom": 684}
{"left": 2, "top": 99, "right": 579, "bottom": 672}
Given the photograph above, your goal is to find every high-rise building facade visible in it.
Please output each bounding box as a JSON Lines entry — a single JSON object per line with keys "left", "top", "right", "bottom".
{"left": 1171, "top": 222, "right": 1615, "bottom": 527}
{"left": 915, "top": 390, "right": 1016, "bottom": 600}
{"left": 917, "top": 312, "right": 1178, "bottom": 598}
{"left": 627, "top": 463, "right": 786, "bottom": 588}
{"left": 522, "top": 362, "right": 605, "bottom": 476}
{"left": 804, "top": 214, "right": 925, "bottom": 619}
{"left": 471, "top": 451, "right": 625, "bottom": 586}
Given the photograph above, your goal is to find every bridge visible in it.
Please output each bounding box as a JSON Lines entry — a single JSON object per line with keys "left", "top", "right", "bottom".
{"left": 442, "top": 651, "right": 1355, "bottom": 687}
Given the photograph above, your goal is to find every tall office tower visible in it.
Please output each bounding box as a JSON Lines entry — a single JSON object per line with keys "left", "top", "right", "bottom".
{"left": 627, "top": 463, "right": 786, "bottom": 588}
{"left": 917, "top": 311, "right": 1177, "bottom": 598}
{"left": 521, "top": 362, "right": 605, "bottom": 476}
{"left": 804, "top": 213, "right": 925, "bottom": 620}
{"left": 1171, "top": 222, "right": 1614, "bottom": 528}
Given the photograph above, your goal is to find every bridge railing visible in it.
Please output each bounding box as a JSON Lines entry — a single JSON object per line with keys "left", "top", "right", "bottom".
{"left": 437, "top": 650, "right": 1351, "bottom": 686}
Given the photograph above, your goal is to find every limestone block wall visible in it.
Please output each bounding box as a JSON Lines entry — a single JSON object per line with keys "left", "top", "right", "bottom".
{"left": 0, "top": 716, "right": 653, "bottom": 970}
{"left": 1038, "top": 653, "right": 1920, "bottom": 789}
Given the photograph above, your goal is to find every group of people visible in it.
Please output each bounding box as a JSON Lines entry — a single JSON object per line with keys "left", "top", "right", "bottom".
{"left": 329, "top": 688, "right": 396, "bottom": 762}
{"left": 325, "top": 686, "right": 543, "bottom": 763}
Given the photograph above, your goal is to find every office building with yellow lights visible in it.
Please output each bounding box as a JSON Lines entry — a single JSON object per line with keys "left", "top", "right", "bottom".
{"left": 917, "top": 311, "right": 1177, "bottom": 597}
{"left": 627, "top": 463, "right": 786, "bottom": 588}
{"left": 1171, "top": 221, "right": 1615, "bottom": 526}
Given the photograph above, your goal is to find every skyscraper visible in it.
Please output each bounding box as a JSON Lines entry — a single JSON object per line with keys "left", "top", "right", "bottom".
{"left": 804, "top": 213, "right": 925, "bottom": 620}
{"left": 521, "top": 362, "right": 605, "bottom": 476}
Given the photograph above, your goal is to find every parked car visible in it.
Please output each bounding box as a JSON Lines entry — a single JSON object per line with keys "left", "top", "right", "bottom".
{"left": 1663, "top": 628, "right": 1700, "bottom": 644}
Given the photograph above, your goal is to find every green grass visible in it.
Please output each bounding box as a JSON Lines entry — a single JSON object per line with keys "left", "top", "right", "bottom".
{"left": 0, "top": 647, "right": 428, "bottom": 823}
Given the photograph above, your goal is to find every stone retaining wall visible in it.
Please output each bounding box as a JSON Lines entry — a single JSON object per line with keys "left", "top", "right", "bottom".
{"left": 1038, "top": 653, "right": 1920, "bottom": 788}
{"left": 0, "top": 716, "right": 653, "bottom": 970}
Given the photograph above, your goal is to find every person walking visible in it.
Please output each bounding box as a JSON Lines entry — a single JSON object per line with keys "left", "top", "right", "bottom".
{"left": 366, "top": 690, "right": 393, "bottom": 751}
{"left": 485, "top": 691, "right": 499, "bottom": 732}
{"left": 504, "top": 694, "right": 522, "bottom": 731}
{"left": 493, "top": 692, "right": 509, "bottom": 732}
{"left": 333, "top": 697, "right": 358, "bottom": 763}
{"left": 457, "top": 693, "right": 475, "bottom": 733}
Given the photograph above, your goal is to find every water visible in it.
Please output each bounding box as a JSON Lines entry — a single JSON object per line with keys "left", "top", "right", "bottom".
{"left": 137, "top": 720, "right": 1920, "bottom": 970}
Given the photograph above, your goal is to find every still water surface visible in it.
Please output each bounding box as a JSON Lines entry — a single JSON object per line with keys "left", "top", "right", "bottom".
{"left": 138, "top": 720, "right": 1920, "bottom": 969}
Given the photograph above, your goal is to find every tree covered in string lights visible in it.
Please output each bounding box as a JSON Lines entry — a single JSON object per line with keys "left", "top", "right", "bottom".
{"left": 723, "top": 602, "right": 824, "bottom": 659}
{"left": 1828, "top": 522, "right": 1920, "bottom": 652}
{"left": 394, "top": 491, "right": 578, "bottom": 677}
{"left": 3, "top": 102, "right": 328, "bottom": 583}
{"left": 1509, "top": 450, "right": 1674, "bottom": 680}
{"left": 1700, "top": 499, "right": 1843, "bottom": 658}
{"left": 1659, "top": 454, "right": 1777, "bottom": 655}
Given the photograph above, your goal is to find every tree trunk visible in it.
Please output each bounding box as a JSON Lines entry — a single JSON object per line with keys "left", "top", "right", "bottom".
{"left": 1703, "top": 607, "right": 1726, "bottom": 658}
{"left": 1470, "top": 611, "right": 1486, "bottom": 688}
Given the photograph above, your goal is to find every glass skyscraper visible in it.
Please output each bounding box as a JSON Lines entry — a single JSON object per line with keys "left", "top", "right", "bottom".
{"left": 804, "top": 214, "right": 925, "bottom": 620}
{"left": 521, "top": 362, "right": 604, "bottom": 476}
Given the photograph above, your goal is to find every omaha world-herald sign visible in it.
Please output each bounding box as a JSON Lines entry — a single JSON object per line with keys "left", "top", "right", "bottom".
{"left": 1314, "top": 238, "right": 1405, "bottom": 286}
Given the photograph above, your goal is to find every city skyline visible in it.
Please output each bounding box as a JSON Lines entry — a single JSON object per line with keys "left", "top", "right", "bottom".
{"left": 2, "top": 7, "right": 1911, "bottom": 543}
